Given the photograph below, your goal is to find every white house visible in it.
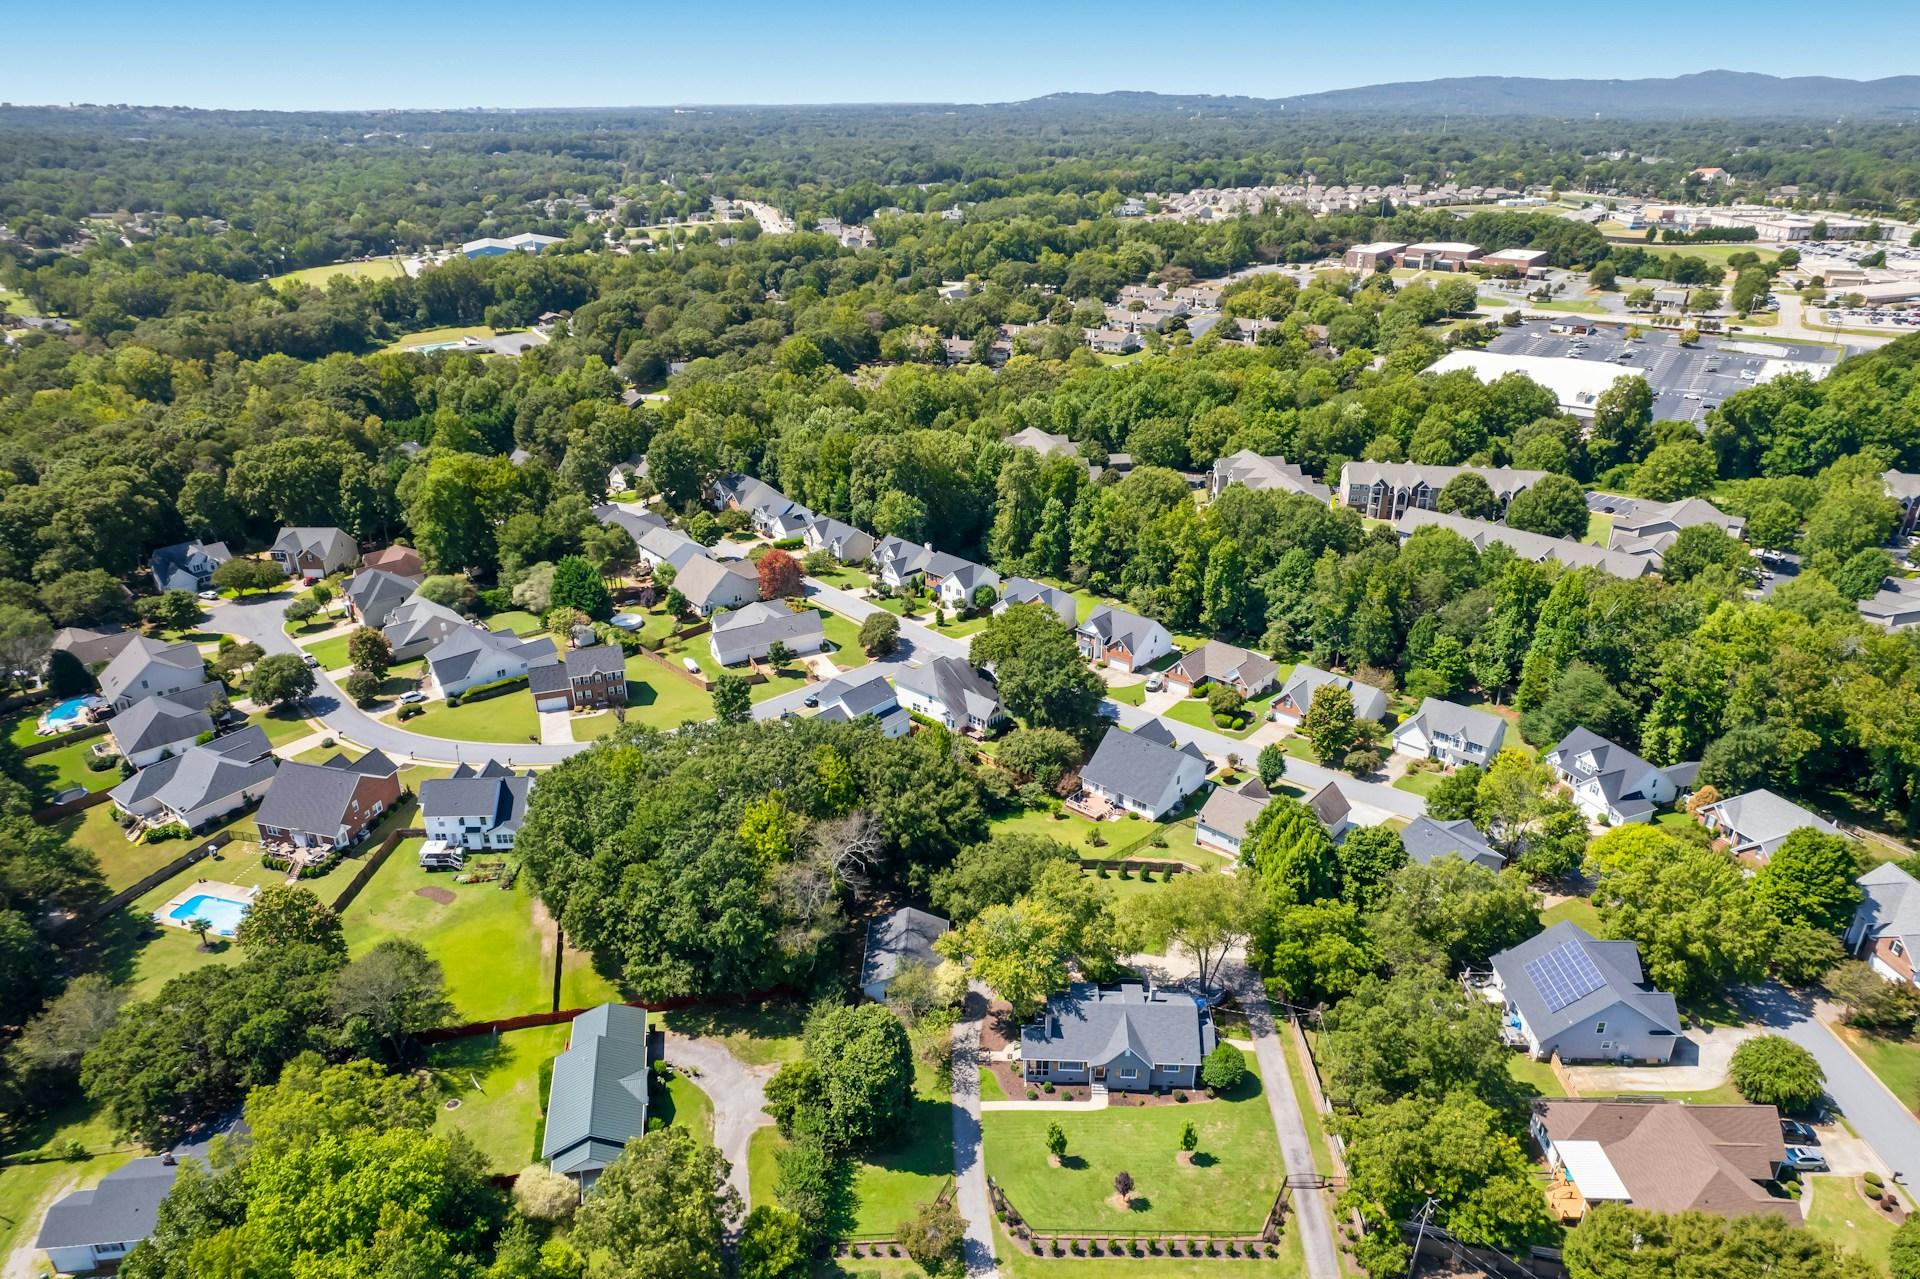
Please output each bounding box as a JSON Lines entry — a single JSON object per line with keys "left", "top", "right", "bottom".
{"left": 420, "top": 762, "right": 534, "bottom": 852}
{"left": 1078, "top": 720, "right": 1209, "bottom": 821}
{"left": 425, "top": 628, "right": 558, "bottom": 699}
{"left": 1697, "top": 788, "right": 1841, "bottom": 862}
{"left": 894, "top": 656, "right": 1003, "bottom": 733}
{"left": 708, "top": 602, "right": 826, "bottom": 667}
{"left": 1075, "top": 606, "right": 1173, "bottom": 672}
{"left": 1544, "top": 727, "right": 1698, "bottom": 826}
{"left": 1392, "top": 698, "right": 1507, "bottom": 768}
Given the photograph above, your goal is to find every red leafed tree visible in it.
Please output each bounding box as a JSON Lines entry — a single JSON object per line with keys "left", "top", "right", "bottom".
{"left": 757, "top": 549, "right": 803, "bottom": 599}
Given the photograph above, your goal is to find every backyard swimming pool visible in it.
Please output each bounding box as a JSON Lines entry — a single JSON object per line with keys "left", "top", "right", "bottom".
{"left": 38, "top": 696, "right": 94, "bottom": 734}
{"left": 164, "top": 893, "right": 251, "bottom": 936}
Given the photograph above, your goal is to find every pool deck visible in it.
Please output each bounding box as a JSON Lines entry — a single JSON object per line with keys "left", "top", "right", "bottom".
{"left": 155, "top": 880, "right": 260, "bottom": 935}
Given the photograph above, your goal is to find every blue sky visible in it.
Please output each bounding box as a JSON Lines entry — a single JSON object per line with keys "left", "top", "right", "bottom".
{"left": 11, "top": 0, "right": 1920, "bottom": 111}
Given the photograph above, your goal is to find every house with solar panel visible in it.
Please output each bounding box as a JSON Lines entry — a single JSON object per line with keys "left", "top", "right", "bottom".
{"left": 1487, "top": 922, "right": 1681, "bottom": 1063}
{"left": 542, "top": 1004, "right": 660, "bottom": 1189}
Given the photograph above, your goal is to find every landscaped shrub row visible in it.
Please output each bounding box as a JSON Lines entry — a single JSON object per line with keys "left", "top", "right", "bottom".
{"left": 1025, "top": 1235, "right": 1281, "bottom": 1258}
{"left": 446, "top": 674, "right": 529, "bottom": 706}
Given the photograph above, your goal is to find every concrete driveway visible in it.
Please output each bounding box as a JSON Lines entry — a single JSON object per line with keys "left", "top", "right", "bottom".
{"left": 1561, "top": 1023, "right": 1759, "bottom": 1094}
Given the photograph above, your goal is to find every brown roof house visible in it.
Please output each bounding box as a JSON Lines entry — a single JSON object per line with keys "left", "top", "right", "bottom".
{"left": 254, "top": 750, "right": 401, "bottom": 855}
{"left": 363, "top": 544, "right": 427, "bottom": 580}
{"left": 1165, "top": 641, "right": 1278, "bottom": 698}
{"left": 1530, "top": 1100, "right": 1792, "bottom": 1223}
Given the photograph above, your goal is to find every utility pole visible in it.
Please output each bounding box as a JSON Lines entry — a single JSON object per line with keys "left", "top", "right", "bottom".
{"left": 1406, "top": 1197, "right": 1440, "bottom": 1278}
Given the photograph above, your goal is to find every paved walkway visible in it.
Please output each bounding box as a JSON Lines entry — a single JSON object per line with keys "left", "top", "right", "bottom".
{"left": 1222, "top": 957, "right": 1340, "bottom": 1279}
{"left": 951, "top": 985, "right": 999, "bottom": 1277}
{"left": 1739, "top": 983, "right": 1920, "bottom": 1184}
{"left": 662, "top": 1034, "right": 777, "bottom": 1212}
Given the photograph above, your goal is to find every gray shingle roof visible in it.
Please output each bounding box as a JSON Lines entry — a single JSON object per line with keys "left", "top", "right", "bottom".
{"left": 1854, "top": 862, "right": 1920, "bottom": 954}
{"left": 1079, "top": 724, "right": 1206, "bottom": 811}
{"left": 1401, "top": 815, "right": 1503, "bottom": 871}
{"left": 1197, "top": 778, "right": 1270, "bottom": 842}
{"left": 1490, "top": 921, "right": 1681, "bottom": 1045}
{"left": 1546, "top": 726, "right": 1673, "bottom": 820}
{"left": 420, "top": 773, "right": 533, "bottom": 831}
{"left": 110, "top": 696, "right": 213, "bottom": 755}
{"left": 1210, "top": 450, "right": 1331, "bottom": 502}
{"left": 271, "top": 526, "right": 356, "bottom": 566}
{"left": 894, "top": 656, "right": 1001, "bottom": 724}
{"left": 426, "top": 628, "right": 556, "bottom": 686}
{"left": 676, "top": 553, "right": 760, "bottom": 609}
{"left": 816, "top": 670, "right": 899, "bottom": 719}
{"left": 1399, "top": 697, "right": 1506, "bottom": 751}
{"left": 1171, "top": 641, "right": 1278, "bottom": 692}
{"left": 1394, "top": 508, "right": 1660, "bottom": 579}
{"left": 996, "top": 578, "right": 1076, "bottom": 626}
{"left": 382, "top": 596, "right": 468, "bottom": 652}
{"left": 98, "top": 638, "right": 206, "bottom": 705}
{"left": 35, "top": 1157, "right": 179, "bottom": 1250}
{"left": 566, "top": 644, "right": 626, "bottom": 678}
{"left": 1280, "top": 665, "right": 1390, "bottom": 722}
{"left": 1077, "top": 605, "right": 1168, "bottom": 654}
{"left": 112, "top": 726, "right": 275, "bottom": 817}
{"left": 709, "top": 601, "right": 824, "bottom": 657}
{"left": 861, "top": 908, "right": 950, "bottom": 991}
{"left": 347, "top": 569, "right": 422, "bottom": 626}
{"left": 1019, "top": 983, "right": 1214, "bottom": 1070}
{"left": 254, "top": 752, "right": 389, "bottom": 837}
{"left": 543, "top": 1004, "right": 652, "bottom": 1176}
{"left": 1701, "top": 788, "right": 1839, "bottom": 849}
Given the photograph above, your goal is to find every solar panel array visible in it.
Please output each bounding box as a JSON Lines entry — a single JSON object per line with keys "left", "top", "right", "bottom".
{"left": 1523, "top": 941, "right": 1607, "bottom": 1013}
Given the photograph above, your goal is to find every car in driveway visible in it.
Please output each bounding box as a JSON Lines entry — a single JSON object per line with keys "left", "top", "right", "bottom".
{"left": 198, "top": 590, "right": 220, "bottom": 601}
{"left": 1782, "top": 1119, "right": 1819, "bottom": 1146}
{"left": 397, "top": 691, "right": 426, "bottom": 705}
{"left": 1782, "top": 1146, "right": 1829, "bottom": 1173}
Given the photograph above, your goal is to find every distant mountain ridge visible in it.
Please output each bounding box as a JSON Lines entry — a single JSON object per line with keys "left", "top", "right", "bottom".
{"left": 1021, "top": 71, "right": 1920, "bottom": 119}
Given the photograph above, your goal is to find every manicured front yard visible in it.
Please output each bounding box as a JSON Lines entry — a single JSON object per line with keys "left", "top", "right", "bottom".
{"left": 246, "top": 705, "right": 318, "bottom": 746}
{"left": 1834, "top": 1025, "right": 1920, "bottom": 1112}
{"left": 1106, "top": 680, "right": 1148, "bottom": 707}
{"left": 1391, "top": 769, "right": 1446, "bottom": 797}
{"left": 1804, "top": 1175, "right": 1901, "bottom": 1276}
{"left": 1162, "top": 691, "right": 1279, "bottom": 740}
{"left": 392, "top": 692, "right": 540, "bottom": 744}
{"left": 980, "top": 1062, "right": 1285, "bottom": 1234}
{"left": 809, "top": 564, "right": 874, "bottom": 591}
{"left": 821, "top": 613, "right": 871, "bottom": 671}
{"left": 621, "top": 654, "right": 714, "bottom": 730}
{"left": 429, "top": 1024, "right": 571, "bottom": 1171}
{"left": 298, "top": 632, "right": 357, "bottom": 671}
{"left": 1538, "top": 897, "right": 1605, "bottom": 936}
{"left": 339, "top": 839, "right": 619, "bottom": 1021}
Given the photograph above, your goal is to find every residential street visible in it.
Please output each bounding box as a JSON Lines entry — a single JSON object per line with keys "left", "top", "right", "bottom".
{"left": 1222, "top": 957, "right": 1341, "bottom": 1279}
{"left": 1739, "top": 984, "right": 1920, "bottom": 1184}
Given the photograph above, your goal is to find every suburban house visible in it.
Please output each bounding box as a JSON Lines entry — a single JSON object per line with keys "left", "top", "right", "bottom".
{"left": 1391, "top": 697, "right": 1507, "bottom": 768}
{"left": 871, "top": 536, "right": 935, "bottom": 588}
{"left": 894, "top": 655, "right": 1004, "bottom": 734}
{"left": 1488, "top": 922, "right": 1681, "bottom": 1063}
{"left": 675, "top": 553, "right": 761, "bottom": 616}
{"left": 254, "top": 750, "right": 402, "bottom": 853}
{"left": 1400, "top": 815, "right": 1503, "bottom": 871}
{"left": 1004, "top": 426, "right": 1080, "bottom": 460}
{"left": 635, "top": 524, "right": 706, "bottom": 573}
{"left": 802, "top": 517, "right": 876, "bottom": 565}
{"left": 1696, "top": 788, "right": 1841, "bottom": 861}
{"left": 1305, "top": 780, "right": 1353, "bottom": 841}
{"left": 1271, "top": 665, "right": 1391, "bottom": 726}
{"left": 708, "top": 601, "right": 826, "bottom": 667}
{"left": 529, "top": 644, "right": 627, "bottom": 712}
{"left": 1393, "top": 508, "right": 1660, "bottom": 579}
{"left": 35, "top": 1156, "right": 183, "bottom": 1275}
{"left": 345, "top": 568, "right": 424, "bottom": 630}
{"left": 420, "top": 763, "right": 535, "bottom": 851}
{"left": 1545, "top": 727, "right": 1699, "bottom": 826}
{"left": 381, "top": 595, "right": 469, "bottom": 662}
{"left": 148, "top": 539, "right": 232, "bottom": 593}
{"left": 108, "top": 697, "right": 215, "bottom": 769}
{"left": 1075, "top": 606, "right": 1174, "bottom": 672}
{"left": 362, "top": 544, "right": 426, "bottom": 580}
{"left": 755, "top": 501, "right": 817, "bottom": 541}
{"left": 593, "top": 504, "right": 668, "bottom": 547}
{"left": 1207, "top": 450, "right": 1331, "bottom": 503}
{"left": 1846, "top": 863, "right": 1920, "bottom": 987}
{"left": 1530, "top": 1100, "right": 1793, "bottom": 1223}
{"left": 925, "top": 554, "right": 1000, "bottom": 611}
{"left": 52, "top": 625, "right": 135, "bottom": 670}
{"left": 1339, "top": 462, "right": 1545, "bottom": 521}
{"left": 426, "top": 628, "right": 558, "bottom": 700}
{"left": 859, "top": 907, "right": 950, "bottom": 1003}
{"left": 1195, "top": 777, "right": 1271, "bottom": 859}
{"left": 1859, "top": 577, "right": 1920, "bottom": 631}
{"left": 811, "top": 670, "right": 910, "bottom": 737}
{"left": 1077, "top": 720, "right": 1209, "bottom": 821}
{"left": 1587, "top": 494, "right": 1746, "bottom": 556}
{"left": 98, "top": 639, "right": 211, "bottom": 712}
{"left": 542, "top": 1003, "right": 660, "bottom": 1188}
{"left": 1020, "top": 983, "right": 1217, "bottom": 1093}
{"left": 1166, "top": 641, "right": 1278, "bottom": 698}
{"left": 110, "top": 725, "right": 276, "bottom": 832}
{"left": 269, "top": 526, "right": 358, "bottom": 580}
{"left": 994, "top": 577, "right": 1077, "bottom": 627}
{"left": 711, "top": 474, "right": 813, "bottom": 536}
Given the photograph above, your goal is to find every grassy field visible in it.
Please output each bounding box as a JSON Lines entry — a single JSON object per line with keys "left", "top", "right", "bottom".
{"left": 479, "top": 609, "right": 544, "bottom": 637}
{"left": 339, "top": 839, "right": 620, "bottom": 1020}
{"left": 269, "top": 257, "right": 407, "bottom": 289}
{"left": 383, "top": 324, "right": 501, "bottom": 352}
{"left": 980, "top": 1062, "right": 1285, "bottom": 1235}
{"left": 1804, "top": 1175, "right": 1900, "bottom": 1276}
{"left": 1582, "top": 512, "right": 1615, "bottom": 547}
{"left": 0, "top": 1099, "right": 142, "bottom": 1266}
{"left": 298, "top": 632, "right": 357, "bottom": 670}
{"left": 989, "top": 806, "right": 1115, "bottom": 856}
{"left": 1539, "top": 897, "right": 1606, "bottom": 936}
{"left": 748, "top": 1061, "right": 954, "bottom": 1240}
{"left": 659, "top": 1001, "right": 806, "bottom": 1068}
{"left": 57, "top": 804, "right": 168, "bottom": 893}
{"left": 1835, "top": 1025, "right": 1920, "bottom": 1111}
{"left": 621, "top": 653, "right": 714, "bottom": 731}
{"left": 393, "top": 692, "right": 541, "bottom": 744}
{"left": 17, "top": 736, "right": 119, "bottom": 802}
{"left": 246, "top": 705, "right": 318, "bottom": 745}
{"left": 428, "top": 1023, "right": 571, "bottom": 1171}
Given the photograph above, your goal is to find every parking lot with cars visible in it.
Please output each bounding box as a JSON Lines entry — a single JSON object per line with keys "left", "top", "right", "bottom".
{"left": 1486, "top": 321, "right": 1837, "bottom": 422}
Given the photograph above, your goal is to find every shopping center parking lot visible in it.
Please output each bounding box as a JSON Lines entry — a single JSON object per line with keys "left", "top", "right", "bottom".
{"left": 1486, "top": 321, "right": 1837, "bottom": 422}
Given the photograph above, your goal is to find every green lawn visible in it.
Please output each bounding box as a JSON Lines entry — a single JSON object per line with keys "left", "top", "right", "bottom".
{"left": 17, "top": 736, "right": 120, "bottom": 802}
{"left": 1507, "top": 1054, "right": 1568, "bottom": 1099}
{"left": 613, "top": 607, "right": 680, "bottom": 646}
{"left": 298, "top": 632, "right": 356, "bottom": 670}
{"left": 1835, "top": 1026, "right": 1920, "bottom": 1111}
{"left": 1106, "top": 681, "right": 1148, "bottom": 707}
{"left": 340, "top": 839, "right": 619, "bottom": 1020}
{"left": 980, "top": 1062, "right": 1285, "bottom": 1235}
{"left": 394, "top": 692, "right": 541, "bottom": 744}
{"left": 1804, "top": 1175, "right": 1900, "bottom": 1276}
{"left": 1162, "top": 691, "right": 1278, "bottom": 741}
{"left": 1539, "top": 897, "right": 1605, "bottom": 936}
{"left": 479, "top": 609, "right": 544, "bottom": 637}
{"left": 660, "top": 1070, "right": 715, "bottom": 1143}
{"left": 809, "top": 564, "right": 874, "bottom": 591}
{"left": 621, "top": 654, "right": 716, "bottom": 731}
{"left": 749, "top": 1061, "right": 953, "bottom": 1241}
{"left": 1281, "top": 1031, "right": 1334, "bottom": 1178}
{"left": 428, "top": 1024, "right": 571, "bottom": 1171}
{"left": 6, "top": 707, "right": 83, "bottom": 749}
{"left": 57, "top": 804, "right": 173, "bottom": 893}
{"left": 247, "top": 705, "right": 318, "bottom": 746}
{"left": 1277, "top": 735, "right": 1320, "bottom": 765}
{"left": 989, "top": 806, "right": 1116, "bottom": 856}
{"left": 659, "top": 1001, "right": 805, "bottom": 1068}
{"left": 1139, "top": 820, "right": 1236, "bottom": 871}
{"left": 1391, "top": 770, "right": 1446, "bottom": 797}
{"left": 0, "top": 1098, "right": 142, "bottom": 1266}
{"left": 269, "top": 257, "right": 407, "bottom": 289}
{"left": 821, "top": 613, "right": 871, "bottom": 671}
{"left": 658, "top": 628, "right": 814, "bottom": 705}
{"left": 1582, "top": 512, "right": 1615, "bottom": 547}
{"left": 383, "top": 324, "right": 501, "bottom": 352}
{"left": 570, "top": 711, "right": 624, "bottom": 741}
{"left": 981, "top": 1067, "right": 1010, "bottom": 1102}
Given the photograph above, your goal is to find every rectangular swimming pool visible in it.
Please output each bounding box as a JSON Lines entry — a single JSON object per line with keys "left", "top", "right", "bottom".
{"left": 165, "top": 893, "right": 250, "bottom": 936}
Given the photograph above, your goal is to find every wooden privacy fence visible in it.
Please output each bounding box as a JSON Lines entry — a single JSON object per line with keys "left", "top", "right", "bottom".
{"left": 328, "top": 826, "right": 423, "bottom": 913}
{"left": 32, "top": 785, "right": 116, "bottom": 825}
{"left": 18, "top": 722, "right": 109, "bottom": 758}
{"left": 415, "top": 985, "right": 802, "bottom": 1044}
{"left": 78, "top": 831, "right": 235, "bottom": 927}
